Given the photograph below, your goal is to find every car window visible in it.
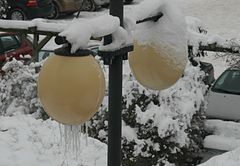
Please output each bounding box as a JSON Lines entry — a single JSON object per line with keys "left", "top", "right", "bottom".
{"left": 0, "top": 35, "right": 20, "bottom": 52}
{"left": 38, "top": 50, "right": 55, "bottom": 61}
{"left": 212, "top": 70, "right": 240, "bottom": 94}
{"left": 0, "top": 41, "right": 3, "bottom": 54}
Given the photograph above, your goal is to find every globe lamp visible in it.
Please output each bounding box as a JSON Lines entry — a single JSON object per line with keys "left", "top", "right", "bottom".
{"left": 38, "top": 47, "right": 105, "bottom": 125}
{"left": 129, "top": 42, "right": 187, "bottom": 90}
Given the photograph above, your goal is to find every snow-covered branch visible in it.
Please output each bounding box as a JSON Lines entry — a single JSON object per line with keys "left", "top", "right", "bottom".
{"left": 0, "top": 19, "right": 67, "bottom": 34}
{"left": 186, "top": 16, "right": 240, "bottom": 54}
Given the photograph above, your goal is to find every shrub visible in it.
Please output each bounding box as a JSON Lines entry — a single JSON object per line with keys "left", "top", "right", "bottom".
{"left": 0, "top": 0, "right": 10, "bottom": 19}
{"left": 0, "top": 59, "right": 48, "bottom": 119}
{"left": 88, "top": 63, "right": 208, "bottom": 165}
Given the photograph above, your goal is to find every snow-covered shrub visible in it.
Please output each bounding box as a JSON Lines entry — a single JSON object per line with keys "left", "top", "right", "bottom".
{"left": 221, "top": 52, "right": 240, "bottom": 67}
{"left": 0, "top": 0, "right": 10, "bottom": 19}
{"left": 0, "top": 59, "right": 47, "bottom": 119}
{"left": 88, "top": 63, "right": 208, "bottom": 165}
{"left": 187, "top": 16, "right": 240, "bottom": 69}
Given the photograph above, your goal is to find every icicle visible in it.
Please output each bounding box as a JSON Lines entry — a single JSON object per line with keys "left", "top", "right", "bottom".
{"left": 71, "top": 128, "right": 75, "bottom": 158}
{"left": 78, "top": 126, "right": 81, "bottom": 148}
{"left": 74, "top": 126, "right": 77, "bottom": 158}
{"left": 79, "top": 125, "right": 82, "bottom": 155}
{"left": 64, "top": 125, "right": 68, "bottom": 155}
{"left": 71, "top": 125, "right": 75, "bottom": 153}
{"left": 85, "top": 122, "right": 89, "bottom": 146}
{"left": 59, "top": 124, "right": 63, "bottom": 145}
{"left": 59, "top": 124, "right": 83, "bottom": 159}
{"left": 94, "top": 158, "right": 97, "bottom": 166}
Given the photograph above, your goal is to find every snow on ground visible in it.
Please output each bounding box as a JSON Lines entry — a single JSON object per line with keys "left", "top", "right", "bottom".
{"left": 204, "top": 120, "right": 240, "bottom": 151}
{"left": 199, "top": 147, "right": 240, "bottom": 166}
{"left": 204, "top": 135, "right": 240, "bottom": 151}
{"left": 182, "top": 0, "right": 240, "bottom": 39}
{"left": 0, "top": 114, "right": 107, "bottom": 166}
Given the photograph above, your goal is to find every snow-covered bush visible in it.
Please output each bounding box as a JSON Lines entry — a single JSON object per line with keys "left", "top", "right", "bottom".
{"left": 220, "top": 52, "right": 240, "bottom": 67}
{"left": 186, "top": 16, "right": 240, "bottom": 69}
{"left": 0, "top": 59, "right": 47, "bottom": 119}
{"left": 0, "top": 0, "right": 10, "bottom": 19}
{"left": 88, "top": 63, "right": 208, "bottom": 165}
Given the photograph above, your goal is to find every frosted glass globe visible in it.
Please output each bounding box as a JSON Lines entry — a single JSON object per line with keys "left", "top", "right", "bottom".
{"left": 129, "top": 43, "right": 187, "bottom": 90}
{"left": 38, "top": 55, "right": 105, "bottom": 125}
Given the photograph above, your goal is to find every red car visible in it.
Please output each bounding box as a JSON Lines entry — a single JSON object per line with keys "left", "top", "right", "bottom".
{"left": 0, "top": 32, "right": 33, "bottom": 66}
{"left": 6, "top": 0, "right": 53, "bottom": 20}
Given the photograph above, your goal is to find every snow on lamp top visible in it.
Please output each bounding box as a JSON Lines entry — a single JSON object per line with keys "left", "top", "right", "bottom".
{"left": 133, "top": 0, "right": 188, "bottom": 65}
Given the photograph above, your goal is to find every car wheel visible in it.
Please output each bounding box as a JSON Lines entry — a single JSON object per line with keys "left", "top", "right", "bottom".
{"left": 9, "top": 9, "right": 26, "bottom": 20}
{"left": 101, "top": 3, "right": 109, "bottom": 8}
{"left": 124, "top": 0, "right": 133, "bottom": 4}
{"left": 82, "top": 0, "right": 96, "bottom": 11}
{"left": 66, "top": 11, "right": 76, "bottom": 16}
{"left": 47, "top": 3, "right": 59, "bottom": 19}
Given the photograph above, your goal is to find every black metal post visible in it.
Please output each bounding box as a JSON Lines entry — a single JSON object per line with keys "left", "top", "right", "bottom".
{"left": 106, "top": 0, "right": 124, "bottom": 166}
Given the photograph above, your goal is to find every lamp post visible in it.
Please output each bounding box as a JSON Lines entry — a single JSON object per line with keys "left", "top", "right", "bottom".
{"left": 104, "top": 4, "right": 164, "bottom": 165}
{"left": 105, "top": 0, "right": 124, "bottom": 166}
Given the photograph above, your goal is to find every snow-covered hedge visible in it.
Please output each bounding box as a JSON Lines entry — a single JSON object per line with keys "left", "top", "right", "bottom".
{"left": 0, "top": 0, "right": 10, "bottom": 19}
{"left": 0, "top": 59, "right": 47, "bottom": 119}
{"left": 0, "top": 59, "right": 208, "bottom": 165}
{"left": 88, "top": 63, "right": 208, "bottom": 165}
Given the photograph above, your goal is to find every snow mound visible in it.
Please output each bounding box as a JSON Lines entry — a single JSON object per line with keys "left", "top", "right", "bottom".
{"left": 205, "top": 120, "right": 240, "bottom": 139}
{"left": 204, "top": 135, "right": 240, "bottom": 151}
{"left": 0, "top": 115, "right": 107, "bottom": 166}
{"left": 204, "top": 119, "right": 240, "bottom": 151}
{"left": 199, "top": 147, "right": 240, "bottom": 166}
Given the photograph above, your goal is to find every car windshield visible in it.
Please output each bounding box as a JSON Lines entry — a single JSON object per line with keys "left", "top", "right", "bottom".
{"left": 38, "top": 50, "right": 55, "bottom": 61}
{"left": 212, "top": 69, "right": 240, "bottom": 95}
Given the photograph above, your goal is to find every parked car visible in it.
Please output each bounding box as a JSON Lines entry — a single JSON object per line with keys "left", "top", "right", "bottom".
{"left": 5, "top": 0, "right": 53, "bottom": 20}
{"left": 81, "top": 0, "right": 96, "bottom": 11}
{"left": 47, "top": 0, "right": 83, "bottom": 19}
{"left": 206, "top": 65, "right": 240, "bottom": 120}
{"left": 199, "top": 61, "right": 215, "bottom": 86}
{"left": 38, "top": 49, "right": 52, "bottom": 61}
{"left": 81, "top": 0, "right": 134, "bottom": 11}
{"left": 189, "top": 57, "right": 215, "bottom": 86}
{"left": 0, "top": 32, "right": 33, "bottom": 66}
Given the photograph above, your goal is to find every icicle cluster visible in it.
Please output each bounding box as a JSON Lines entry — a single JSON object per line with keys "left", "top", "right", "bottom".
{"left": 59, "top": 122, "right": 90, "bottom": 159}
